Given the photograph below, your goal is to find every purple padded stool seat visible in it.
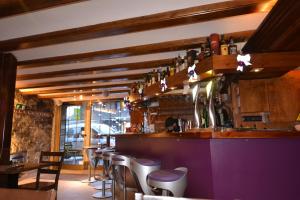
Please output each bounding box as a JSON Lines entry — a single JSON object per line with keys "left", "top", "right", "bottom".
{"left": 147, "top": 167, "right": 188, "bottom": 197}
{"left": 130, "top": 158, "right": 161, "bottom": 195}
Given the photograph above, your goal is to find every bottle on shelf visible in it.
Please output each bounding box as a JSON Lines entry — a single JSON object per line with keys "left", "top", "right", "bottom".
{"left": 170, "top": 65, "right": 175, "bottom": 76}
{"left": 187, "top": 49, "right": 198, "bottom": 67}
{"left": 210, "top": 33, "right": 220, "bottom": 55}
{"left": 151, "top": 69, "right": 156, "bottom": 84}
{"left": 228, "top": 37, "right": 238, "bottom": 55}
{"left": 166, "top": 66, "right": 170, "bottom": 77}
{"left": 220, "top": 34, "right": 229, "bottom": 55}
{"left": 162, "top": 68, "right": 166, "bottom": 79}
{"left": 147, "top": 74, "right": 151, "bottom": 87}
{"left": 198, "top": 43, "right": 206, "bottom": 62}
{"left": 175, "top": 55, "right": 181, "bottom": 73}
{"left": 157, "top": 68, "right": 161, "bottom": 82}
{"left": 182, "top": 56, "right": 188, "bottom": 70}
{"left": 204, "top": 37, "right": 211, "bottom": 58}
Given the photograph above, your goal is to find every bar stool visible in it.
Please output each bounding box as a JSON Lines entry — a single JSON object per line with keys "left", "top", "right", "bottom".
{"left": 81, "top": 147, "right": 98, "bottom": 183}
{"left": 93, "top": 148, "right": 113, "bottom": 190}
{"left": 130, "top": 158, "right": 161, "bottom": 195}
{"left": 92, "top": 148, "right": 114, "bottom": 199}
{"left": 147, "top": 167, "right": 188, "bottom": 197}
{"left": 111, "top": 154, "right": 137, "bottom": 200}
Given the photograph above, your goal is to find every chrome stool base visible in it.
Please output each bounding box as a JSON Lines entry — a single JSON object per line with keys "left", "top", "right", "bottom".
{"left": 81, "top": 177, "right": 97, "bottom": 183}
{"left": 94, "top": 182, "right": 112, "bottom": 190}
{"left": 92, "top": 191, "right": 112, "bottom": 199}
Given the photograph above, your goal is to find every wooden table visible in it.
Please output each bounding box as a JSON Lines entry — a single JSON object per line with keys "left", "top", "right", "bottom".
{"left": 0, "top": 163, "right": 50, "bottom": 188}
{"left": 0, "top": 188, "right": 56, "bottom": 200}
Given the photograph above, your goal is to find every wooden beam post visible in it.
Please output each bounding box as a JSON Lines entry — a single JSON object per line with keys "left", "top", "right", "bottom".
{"left": 0, "top": 53, "right": 17, "bottom": 164}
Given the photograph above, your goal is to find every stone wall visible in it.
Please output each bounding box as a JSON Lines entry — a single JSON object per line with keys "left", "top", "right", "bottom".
{"left": 11, "top": 92, "right": 54, "bottom": 163}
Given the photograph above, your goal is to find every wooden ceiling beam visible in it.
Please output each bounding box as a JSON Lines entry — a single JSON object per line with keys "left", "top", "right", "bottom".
{"left": 38, "top": 89, "right": 130, "bottom": 99}
{"left": 0, "top": 0, "right": 85, "bottom": 19}
{"left": 16, "top": 73, "right": 144, "bottom": 89}
{"left": 17, "top": 30, "right": 254, "bottom": 68}
{"left": 17, "top": 58, "right": 174, "bottom": 80}
{"left": 19, "top": 83, "right": 133, "bottom": 95}
{"left": 0, "top": 0, "right": 271, "bottom": 51}
{"left": 243, "top": 0, "right": 300, "bottom": 53}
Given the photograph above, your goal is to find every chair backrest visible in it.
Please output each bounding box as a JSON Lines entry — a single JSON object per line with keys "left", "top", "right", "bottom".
{"left": 36, "top": 151, "right": 65, "bottom": 190}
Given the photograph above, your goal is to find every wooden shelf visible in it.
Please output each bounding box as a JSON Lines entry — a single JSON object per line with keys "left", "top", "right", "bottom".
{"left": 131, "top": 52, "right": 300, "bottom": 100}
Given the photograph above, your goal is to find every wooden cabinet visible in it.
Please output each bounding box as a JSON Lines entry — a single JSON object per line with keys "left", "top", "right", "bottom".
{"left": 239, "top": 79, "right": 269, "bottom": 113}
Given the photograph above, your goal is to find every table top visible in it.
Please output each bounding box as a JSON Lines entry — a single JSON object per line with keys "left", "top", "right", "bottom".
{"left": 0, "top": 163, "right": 51, "bottom": 174}
{"left": 0, "top": 188, "right": 56, "bottom": 200}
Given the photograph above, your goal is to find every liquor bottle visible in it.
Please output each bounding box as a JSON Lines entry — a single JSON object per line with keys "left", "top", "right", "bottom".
{"left": 198, "top": 43, "right": 206, "bottom": 62}
{"left": 204, "top": 38, "right": 211, "bottom": 58}
{"left": 170, "top": 65, "right": 175, "bottom": 76}
{"left": 151, "top": 70, "right": 156, "bottom": 84}
{"left": 147, "top": 74, "right": 151, "bottom": 86}
{"left": 228, "top": 37, "right": 237, "bottom": 55}
{"left": 220, "top": 34, "right": 228, "bottom": 55}
{"left": 166, "top": 66, "right": 170, "bottom": 77}
{"left": 162, "top": 69, "right": 166, "bottom": 79}
{"left": 157, "top": 68, "right": 161, "bottom": 82}
{"left": 183, "top": 57, "right": 188, "bottom": 70}
{"left": 210, "top": 33, "right": 220, "bottom": 55}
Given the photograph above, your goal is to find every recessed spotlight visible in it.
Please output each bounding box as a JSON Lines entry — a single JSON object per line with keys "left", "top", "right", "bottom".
{"left": 170, "top": 87, "right": 177, "bottom": 90}
{"left": 251, "top": 68, "right": 264, "bottom": 73}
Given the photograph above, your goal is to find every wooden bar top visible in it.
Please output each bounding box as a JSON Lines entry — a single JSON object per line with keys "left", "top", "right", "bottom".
{"left": 114, "top": 128, "right": 300, "bottom": 139}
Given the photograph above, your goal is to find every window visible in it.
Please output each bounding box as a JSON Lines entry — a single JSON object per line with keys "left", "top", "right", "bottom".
{"left": 91, "top": 101, "right": 130, "bottom": 146}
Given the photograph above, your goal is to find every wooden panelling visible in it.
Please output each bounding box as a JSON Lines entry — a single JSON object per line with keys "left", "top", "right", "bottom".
{"left": 266, "top": 70, "right": 300, "bottom": 128}
{"left": 0, "top": 0, "right": 85, "bottom": 18}
{"left": 235, "top": 70, "right": 300, "bottom": 129}
{"left": 0, "top": 0, "right": 270, "bottom": 51}
{"left": 0, "top": 53, "right": 17, "bottom": 164}
{"left": 17, "top": 30, "right": 254, "bottom": 68}
{"left": 243, "top": 0, "right": 300, "bottom": 53}
{"left": 17, "top": 58, "right": 173, "bottom": 80}
{"left": 239, "top": 79, "right": 269, "bottom": 113}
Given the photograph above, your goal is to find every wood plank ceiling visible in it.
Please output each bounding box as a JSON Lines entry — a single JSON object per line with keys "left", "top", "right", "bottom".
{"left": 0, "top": 0, "right": 276, "bottom": 103}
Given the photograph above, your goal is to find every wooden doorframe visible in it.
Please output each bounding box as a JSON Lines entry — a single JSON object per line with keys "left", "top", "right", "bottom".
{"left": 51, "top": 102, "right": 92, "bottom": 170}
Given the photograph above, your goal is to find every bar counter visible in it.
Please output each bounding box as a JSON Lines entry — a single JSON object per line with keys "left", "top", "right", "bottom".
{"left": 114, "top": 129, "right": 300, "bottom": 199}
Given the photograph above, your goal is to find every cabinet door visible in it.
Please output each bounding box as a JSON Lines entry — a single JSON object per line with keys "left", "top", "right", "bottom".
{"left": 239, "top": 80, "right": 269, "bottom": 113}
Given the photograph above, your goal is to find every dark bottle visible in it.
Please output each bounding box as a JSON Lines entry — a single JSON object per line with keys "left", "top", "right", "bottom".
{"left": 204, "top": 38, "right": 211, "bottom": 58}
{"left": 210, "top": 33, "right": 220, "bottom": 55}
{"left": 228, "top": 37, "right": 238, "bottom": 55}
{"left": 166, "top": 66, "right": 170, "bottom": 77}
{"left": 162, "top": 69, "right": 166, "bottom": 79}
{"left": 220, "top": 34, "right": 229, "bottom": 55}
{"left": 198, "top": 43, "right": 206, "bottom": 62}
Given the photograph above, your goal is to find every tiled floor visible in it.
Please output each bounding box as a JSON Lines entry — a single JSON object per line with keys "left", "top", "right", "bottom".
{"left": 19, "top": 169, "right": 134, "bottom": 200}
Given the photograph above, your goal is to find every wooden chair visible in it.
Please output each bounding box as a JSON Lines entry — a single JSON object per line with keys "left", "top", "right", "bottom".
{"left": 19, "top": 151, "right": 64, "bottom": 191}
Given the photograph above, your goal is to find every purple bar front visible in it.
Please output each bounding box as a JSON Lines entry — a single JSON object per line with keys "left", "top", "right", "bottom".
{"left": 115, "top": 135, "right": 300, "bottom": 199}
